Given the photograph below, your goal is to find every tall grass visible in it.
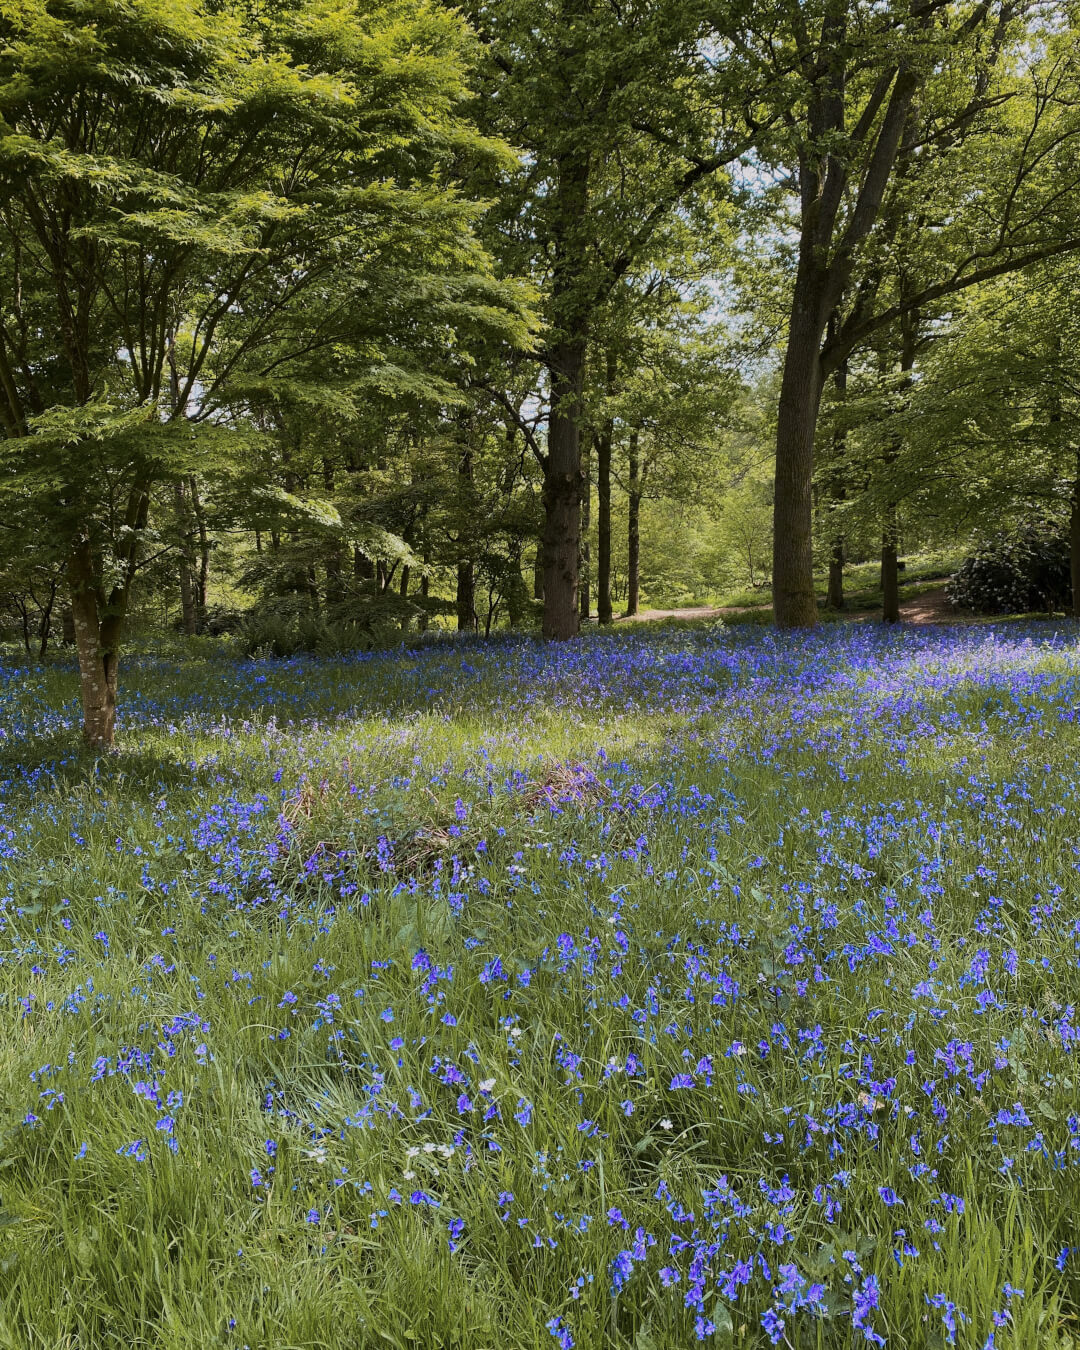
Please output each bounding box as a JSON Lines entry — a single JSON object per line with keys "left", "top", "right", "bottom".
{"left": 1, "top": 623, "right": 1079, "bottom": 1348}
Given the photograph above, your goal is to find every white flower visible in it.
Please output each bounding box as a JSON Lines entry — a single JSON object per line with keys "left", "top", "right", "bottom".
{"left": 509, "top": 1028, "right": 523, "bottom": 1039}
{"left": 423, "top": 1142, "right": 438, "bottom": 1154}
{"left": 406, "top": 1146, "right": 421, "bottom": 1159}
{"left": 403, "top": 1169, "right": 416, "bottom": 1180}
{"left": 659, "top": 1118, "right": 673, "bottom": 1131}
{"left": 305, "top": 1146, "right": 328, "bottom": 1164}
{"left": 479, "top": 1078, "right": 496, "bottom": 1093}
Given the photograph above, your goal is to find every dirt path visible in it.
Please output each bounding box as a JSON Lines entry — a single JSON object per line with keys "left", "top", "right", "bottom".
{"left": 615, "top": 584, "right": 970, "bottom": 627}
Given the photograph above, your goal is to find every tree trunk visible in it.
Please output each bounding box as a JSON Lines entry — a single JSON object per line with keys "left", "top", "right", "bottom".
{"left": 533, "top": 542, "right": 544, "bottom": 601}
{"left": 322, "top": 461, "right": 344, "bottom": 609}
{"left": 37, "top": 581, "right": 56, "bottom": 658}
{"left": 17, "top": 599, "right": 31, "bottom": 656}
{"left": 175, "top": 480, "right": 197, "bottom": 636}
{"left": 542, "top": 337, "right": 586, "bottom": 639}
{"left": 541, "top": 147, "right": 590, "bottom": 641}
{"left": 773, "top": 293, "right": 825, "bottom": 628}
{"left": 456, "top": 562, "right": 476, "bottom": 633}
{"left": 1071, "top": 447, "right": 1080, "bottom": 620}
{"left": 625, "top": 429, "right": 641, "bottom": 618}
{"left": 66, "top": 481, "right": 149, "bottom": 748}
{"left": 823, "top": 350, "right": 847, "bottom": 610}
{"left": 579, "top": 431, "right": 591, "bottom": 620}
{"left": 507, "top": 546, "right": 528, "bottom": 628}
{"left": 456, "top": 440, "right": 477, "bottom": 632}
{"left": 420, "top": 548, "right": 431, "bottom": 633}
{"left": 826, "top": 542, "right": 845, "bottom": 610}
{"left": 597, "top": 350, "right": 615, "bottom": 625}
{"left": 190, "top": 475, "right": 210, "bottom": 626}
{"left": 68, "top": 541, "right": 119, "bottom": 749}
{"left": 881, "top": 518, "right": 900, "bottom": 624}
{"left": 881, "top": 314, "right": 917, "bottom": 626}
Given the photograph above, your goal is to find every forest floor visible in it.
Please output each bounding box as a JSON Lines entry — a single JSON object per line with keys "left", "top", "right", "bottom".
{"left": 620, "top": 579, "right": 974, "bottom": 626}
{"left": 4, "top": 620, "right": 1080, "bottom": 1347}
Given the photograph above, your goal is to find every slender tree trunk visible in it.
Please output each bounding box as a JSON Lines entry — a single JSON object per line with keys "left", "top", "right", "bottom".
{"left": 507, "top": 545, "right": 528, "bottom": 628}
{"left": 37, "top": 581, "right": 56, "bottom": 658}
{"left": 597, "top": 350, "right": 616, "bottom": 625}
{"left": 773, "top": 290, "right": 825, "bottom": 628}
{"left": 579, "top": 431, "right": 591, "bottom": 620}
{"left": 17, "top": 599, "right": 31, "bottom": 656}
{"left": 533, "top": 542, "right": 544, "bottom": 601}
{"left": 457, "top": 441, "right": 477, "bottom": 632}
{"left": 826, "top": 542, "right": 845, "bottom": 610}
{"left": 322, "top": 460, "right": 344, "bottom": 609}
{"left": 625, "top": 429, "right": 641, "bottom": 618}
{"left": 420, "top": 552, "right": 430, "bottom": 633}
{"left": 824, "top": 352, "right": 848, "bottom": 610}
{"left": 190, "top": 475, "right": 209, "bottom": 626}
{"left": 1070, "top": 448, "right": 1080, "bottom": 620}
{"left": 881, "top": 312, "right": 917, "bottom": 626}
{"left": 175, "top": 480, "right": 197, "bottom": 636}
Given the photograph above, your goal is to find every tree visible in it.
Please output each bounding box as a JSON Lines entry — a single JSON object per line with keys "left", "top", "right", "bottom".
{"left": 0, "top": 0, "right": 512, "bottom": 744}
{"left": 861, "top": 254, "right": 1080, "bottom": 612}
{"left": 465, "top": 0, "right": 754, "bottom": 639}
{"left": 733, "top": 0, "right": 1080, "bottom": 626}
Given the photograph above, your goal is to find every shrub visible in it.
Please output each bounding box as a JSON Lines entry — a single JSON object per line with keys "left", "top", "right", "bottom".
{"left": 947, "top": 525, "right": 1072, "bottom": 614}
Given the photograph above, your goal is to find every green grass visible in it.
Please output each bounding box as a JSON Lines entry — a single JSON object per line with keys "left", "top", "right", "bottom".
{"left": 699, "top": 547, "right": 966, "bottom": 615}
{"left": 1, "top": 623, "right": 1080, "bottom": 1348}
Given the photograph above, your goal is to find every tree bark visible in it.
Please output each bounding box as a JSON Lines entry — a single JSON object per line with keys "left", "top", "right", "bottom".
{"left": 1071, "top": 447, "right": 1080, "bottom": 620}
{"left": 881, "top": 516, "right": 900, "bottom": 624}
{"left": 881, "top": 311, "right": 917, "bottom": 626}
{"left": 68, "top": 540, "right": 119, "bottom": 748}
{"left": 542, "top": 337, "right": 586, "bottom": 639}
{"left": 541, "top": 147, "right": 590, "bottom": 641}
{"left": 66, "top": 481, "right": 149, "bottom": 748}
{"left": 596, "top": 349, "right": 616, "bottom": 625}
{"left": 773, "top": 290, "right": 825, "bottom": 628}
{"left": 456, "top": 562, "right": 476, "bottom": 632}
{"left": 579, "top": 430, "right": 591, "bottom": 620}
{"left": 823, "top": 350, "right": 848, "bottom": 610}
{"left": 190, "top": 477, "right": 210, "bottom": 627}
{"left": 37, "top": 581, "right": 56, "bottom": 658}
{"left": 625, "top": 429, "right": 641, "bottom": 618}
{"left": 16, "top": 598, "right": 31, "bottom": 656}
{"left": 826, "top": 542, "right": 845, "bottom": 610}
{"left": 457, "top": 440, "right": 477, "bottom": 632}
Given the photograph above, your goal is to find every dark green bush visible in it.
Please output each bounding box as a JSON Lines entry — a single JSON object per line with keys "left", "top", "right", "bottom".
{"left": 946, "top": 525, "right": 1072, "bottom": 614}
